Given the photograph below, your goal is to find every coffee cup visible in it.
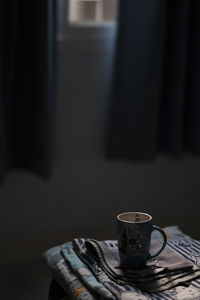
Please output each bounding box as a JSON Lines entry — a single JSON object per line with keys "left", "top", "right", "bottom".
{"left": 117, "top": 212, "right": 167, "bottom": 269}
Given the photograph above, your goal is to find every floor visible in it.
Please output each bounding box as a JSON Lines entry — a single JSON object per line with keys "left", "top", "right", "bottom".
{"left": 1, "top": 259, "right": 52, "bottom": 300}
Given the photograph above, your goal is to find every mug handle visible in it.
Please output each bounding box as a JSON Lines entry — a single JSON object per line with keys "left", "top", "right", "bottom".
{"left": 148, "top": 225, "right": 167, "bottom": 260}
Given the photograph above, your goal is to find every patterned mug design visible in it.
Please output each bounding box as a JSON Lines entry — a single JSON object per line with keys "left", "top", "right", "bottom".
{"left": 119, "top": 224, "right": 145, "bottom": 256}
{"left": 117, "top": 212, "right": 167, "bottom": 269}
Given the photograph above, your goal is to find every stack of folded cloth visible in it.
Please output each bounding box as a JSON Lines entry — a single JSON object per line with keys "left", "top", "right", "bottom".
{"left": 43, "top": 226, "right": 200, "bottom": 300}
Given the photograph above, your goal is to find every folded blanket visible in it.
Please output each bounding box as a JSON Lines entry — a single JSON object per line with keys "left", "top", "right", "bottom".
{"left": 61, "top": 243, "right": 115, "bottom": 299}
{"left": 43, "top": 226, "right": 200, "bottom": 300}
{"left": 62, "top": 242, "right": 149, "bottom": 299}
{"left": 78, "top": 238, "right": 200, "bottom": 293}
{"left": 43, "top": 243, "right": 98, "bottom": 300}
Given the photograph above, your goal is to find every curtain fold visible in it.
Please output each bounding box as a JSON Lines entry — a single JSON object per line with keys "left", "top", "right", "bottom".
{"left": 0, "top": 0, "right": 56, "bottom": 181}
{"left": 106, "top": 0, "right": 200, "bottom": 160}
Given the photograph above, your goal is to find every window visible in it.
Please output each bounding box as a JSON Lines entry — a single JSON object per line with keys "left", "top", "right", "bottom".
{"left": 68, "top": 0, "right": 117, "bottom": 25}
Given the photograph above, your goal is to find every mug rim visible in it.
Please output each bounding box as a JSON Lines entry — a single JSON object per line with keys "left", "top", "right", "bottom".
{"left": 117, "top": 211, "right": 152, "bottom": 224}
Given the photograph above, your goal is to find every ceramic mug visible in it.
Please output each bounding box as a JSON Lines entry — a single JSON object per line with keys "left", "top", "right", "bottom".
{"left": 117, "top": 212, "right": 167, "bottom": 269}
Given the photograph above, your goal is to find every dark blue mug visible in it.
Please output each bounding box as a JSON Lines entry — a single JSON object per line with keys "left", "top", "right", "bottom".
{"left": 117, "top": 212, "right": 167, "bottom": 269}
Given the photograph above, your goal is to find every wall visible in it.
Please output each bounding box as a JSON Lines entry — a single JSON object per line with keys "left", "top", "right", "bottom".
{"left": 1, "top": 1, "right": 200, "bottom": 263}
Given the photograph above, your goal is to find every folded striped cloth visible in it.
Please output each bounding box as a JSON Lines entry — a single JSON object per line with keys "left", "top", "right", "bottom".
{"left": 43, "top": 242, "right": 98, "bottom": 300}
{"left": 43, "top": 226, "right": 200, "bottom": 300}
{"left": 73, "top": 239, "right": 200, "bottom": 293}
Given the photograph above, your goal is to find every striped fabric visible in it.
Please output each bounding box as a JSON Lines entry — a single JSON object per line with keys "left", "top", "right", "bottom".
{"left": 73, "top": 238, "right": 200, "bottom": 299}
{"left": 44, "top": 227, "right": 200, "bottom": 300}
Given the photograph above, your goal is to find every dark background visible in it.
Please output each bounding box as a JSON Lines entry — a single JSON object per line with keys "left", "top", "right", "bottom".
{"left": 1, "top": 0, "right": 200, "bottom": 266}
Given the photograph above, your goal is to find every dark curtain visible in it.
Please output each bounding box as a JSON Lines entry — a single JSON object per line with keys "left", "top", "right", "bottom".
{"left": 107, "top": 0, "right": 200, "bottom": 160}
{"left": 0, "top": 0, "right": 56, "bottom": 181}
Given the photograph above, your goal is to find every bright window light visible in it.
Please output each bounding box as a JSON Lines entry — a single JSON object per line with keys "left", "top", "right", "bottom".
{"left": 68, "top": 0, "right": 117, "bottom": 25}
